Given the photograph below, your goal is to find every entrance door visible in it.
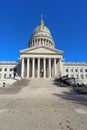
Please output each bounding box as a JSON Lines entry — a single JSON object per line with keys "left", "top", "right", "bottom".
{"left": 40, "top": 71, "right": 43, "bottom": 78}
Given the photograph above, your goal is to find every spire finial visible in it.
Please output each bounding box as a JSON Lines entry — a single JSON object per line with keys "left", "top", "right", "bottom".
{"left": 40, "top": 14, "right": 44, "bottom": 26}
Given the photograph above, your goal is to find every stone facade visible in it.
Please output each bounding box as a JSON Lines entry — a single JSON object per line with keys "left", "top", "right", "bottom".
{"left": 63, "top": 62, "right": 87, "bottom": 83}
{"left": 0, "top": 62, "right": 18, "bottom": 79}
{"left": 0, "top": 19, "right": 87, "bottom": 83}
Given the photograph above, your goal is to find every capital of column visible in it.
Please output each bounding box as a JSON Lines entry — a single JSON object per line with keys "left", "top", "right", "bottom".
{"left": 21, "top": 57, "right": 24, "bottom": 61}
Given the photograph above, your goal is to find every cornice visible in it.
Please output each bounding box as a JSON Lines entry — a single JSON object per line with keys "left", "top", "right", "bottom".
{"left": 0, "top": 61, "right": 18, "bottom": 65}
{"left": 64, "top": 62, "right": 87, "bottom": 66}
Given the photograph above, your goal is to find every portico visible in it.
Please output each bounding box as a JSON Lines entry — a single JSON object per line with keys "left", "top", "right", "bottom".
{"left": 21, "top": 57, "right": 60, "bottom": 78}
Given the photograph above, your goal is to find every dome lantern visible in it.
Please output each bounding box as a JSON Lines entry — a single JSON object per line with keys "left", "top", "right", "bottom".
{"left": 40, "top": 18, "right": 44, "bottom": 26}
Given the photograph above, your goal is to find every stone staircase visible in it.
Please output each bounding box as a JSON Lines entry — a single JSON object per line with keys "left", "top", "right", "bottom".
{"left": 18, "top": 78, "right": 54, "bottom": 94}
{"left": 30, "top": 78, "right": 53, "bottom": 87}
{"left": 0, "top": 78, "right": 70, "bottom": 98}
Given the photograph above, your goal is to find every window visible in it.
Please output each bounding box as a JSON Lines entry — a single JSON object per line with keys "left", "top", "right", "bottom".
{"left": 71, "top": 74, "right": 74, "bottom": 77}
{"left": 4, "top": 68, "right": 7, "bottom": 71}
{"left": 85, "top": 69, "right": 87, "bottom": 72}
{"left": 71, "top": 69, "right": 73, "bottom": 72}
{"left": 0, "top": 68, "right": 2, "bottom": 71}
{"left": 30, "top": 42, "right": 32, "bottom": 47}
{"left": 9, "top": 74, "right": 11, "bottom": 78}
{"left": 66, "top": 74, "right": 69, "bottom": 77}
{"left": 81, "top": 75, "right": 83, "bottom": 79}
{"left": 76, "top": 75, "right": 78, "bottom": 79}
{"left": 80, "top": 69, "right": 83, "bottom": 72}
{"left": 9, "top": 68, "right": 12, "bottom": 71}
{"left": 4, "top": 74, "right": 6, "bottom": 79}
{"left": 75, "top": 69, "right": 78, "bottom": 72}
{"left": 85, "top": 75, "right": 87, "bottom": 79}
{"left": 66, "top": 69, "right": 68, "bottom": 72}
{"left": 14, "top": 68, "right": 17, "bottom": 72}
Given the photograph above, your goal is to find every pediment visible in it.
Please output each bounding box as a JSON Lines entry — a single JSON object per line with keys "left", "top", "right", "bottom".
{"left": 20, "top": 46, "right": 63, "bottom": 55}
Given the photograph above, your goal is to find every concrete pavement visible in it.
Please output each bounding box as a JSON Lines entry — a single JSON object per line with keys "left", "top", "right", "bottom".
{"left": 0, "top": 78, "right": 87, "bottom": 130}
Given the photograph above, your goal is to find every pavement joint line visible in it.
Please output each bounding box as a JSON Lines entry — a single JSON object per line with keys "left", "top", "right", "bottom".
{"left": 75, "top": 109, "right": 87, "bottom": 114}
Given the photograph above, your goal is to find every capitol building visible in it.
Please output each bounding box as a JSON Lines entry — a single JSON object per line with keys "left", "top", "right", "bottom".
{"left": 0, "top": 19, "right": 87, "bottom": 83}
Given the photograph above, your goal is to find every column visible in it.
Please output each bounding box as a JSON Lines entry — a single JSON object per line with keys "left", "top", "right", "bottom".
{"left": 32, "top": 58, "right": 35, "bottom": 77}
{"left": 27, "top": 58, "right": 30, "bottom": 78}
{"left": 38, "top": 58, "right": 40, "bottom": 78}
{"left": 44, "top": 58, "right": 46, "bottom": 78}
{"left": 38, "top": 39, "right": 39, "bottom": 45}
{"left": 40, "top": 39, "right": 41, "bottom": 45}
{"left": 36, "top": 39, "right": 38, "bottom": 46}
{"left": 42, "top": 39, "right": 44, "bottom": 45}
{"left": 54, "top": 58, "right": 57, "bottom": 77}
{"left": 49, "top": 58, "right": 51, "bottom": 78}
{"left": 49, "top": 40, "right": 50, "bottom": 47}
{"left": 21, "top": 58, "right": 24, "bottom": 78}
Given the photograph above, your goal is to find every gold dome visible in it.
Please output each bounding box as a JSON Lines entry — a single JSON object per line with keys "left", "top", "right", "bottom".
{"left": 29, "top": 19, "right": 54, "bottom": 48}
{"left": 32, "top": 19, "right": 51, "bottom": 35}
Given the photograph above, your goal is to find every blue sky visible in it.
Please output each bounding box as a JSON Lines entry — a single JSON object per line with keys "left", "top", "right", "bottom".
{"left": 0, "top": 0, "right": 87, "bottom": 62}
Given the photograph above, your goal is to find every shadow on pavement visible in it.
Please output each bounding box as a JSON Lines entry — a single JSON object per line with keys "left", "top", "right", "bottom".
{"left": 53, "top": 91, "right": 87, "bottom": 106}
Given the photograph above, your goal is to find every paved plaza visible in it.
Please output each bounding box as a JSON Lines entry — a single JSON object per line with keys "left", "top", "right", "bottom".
{"left": 0, "top": 79, "right": 87, "bottom": 130}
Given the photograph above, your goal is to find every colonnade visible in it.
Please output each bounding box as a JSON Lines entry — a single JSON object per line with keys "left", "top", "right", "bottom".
{"left": 30, "top": 38, "right": 54, "bottom": 48}
{"left": 21, "top": 57, "right": 61, "bottom": 78}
